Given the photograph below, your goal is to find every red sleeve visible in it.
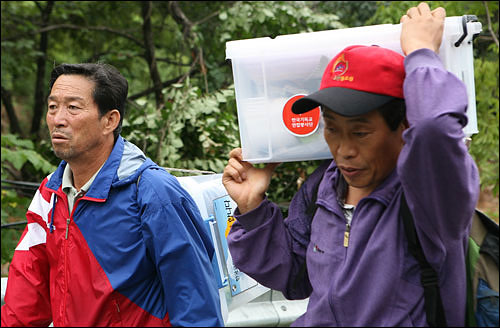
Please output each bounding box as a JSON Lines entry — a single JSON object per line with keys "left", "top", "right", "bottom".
{"left": 1, "top": 182, "right": 53, "bottom": 327}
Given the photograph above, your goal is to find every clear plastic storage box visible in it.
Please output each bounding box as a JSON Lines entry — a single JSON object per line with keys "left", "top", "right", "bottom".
{"left": 226, "top": 16, "right": 482, "bottom": 163}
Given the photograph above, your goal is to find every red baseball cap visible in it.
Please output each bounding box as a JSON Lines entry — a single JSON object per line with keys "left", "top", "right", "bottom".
{"left": 292, "top": 45, "right": 405, "bottom": 116}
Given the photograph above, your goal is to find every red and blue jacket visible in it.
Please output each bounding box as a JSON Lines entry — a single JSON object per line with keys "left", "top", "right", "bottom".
{"left": 1, "top": 136, "right": 224, "bottom": 327}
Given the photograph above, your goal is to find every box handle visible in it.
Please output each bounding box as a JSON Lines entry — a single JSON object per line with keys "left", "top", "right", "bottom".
{"left": 454, "top": 15, "right": 479, "bottom": 47}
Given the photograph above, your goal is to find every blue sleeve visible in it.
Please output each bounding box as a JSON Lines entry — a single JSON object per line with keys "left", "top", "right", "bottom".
{"left": 139, "top": 170, "right": 224, "bottom": 327}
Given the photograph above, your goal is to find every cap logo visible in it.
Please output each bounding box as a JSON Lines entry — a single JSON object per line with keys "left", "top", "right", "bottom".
{"left": 331, "top": 53, "right": 354, "bottom": 82}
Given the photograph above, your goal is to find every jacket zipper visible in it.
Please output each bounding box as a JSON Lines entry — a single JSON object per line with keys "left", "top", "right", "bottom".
{"left": 63, "top": 201, "right": 71, "bottom": 325}
{"left": 343, "top": 223, "right": 351, "bottom": 247}
{"left": 65, "top": 218, "right": 70, "bottom": 239}
{"left": 63, "top": 197, "right": 79, "bottom": 325}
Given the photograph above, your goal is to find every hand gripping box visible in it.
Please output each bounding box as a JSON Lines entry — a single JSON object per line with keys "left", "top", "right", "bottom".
{"left": 226, "top": 16, "right": 482, "bottom": 163}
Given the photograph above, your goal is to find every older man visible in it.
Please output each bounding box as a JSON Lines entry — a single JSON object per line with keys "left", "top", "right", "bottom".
{"left": 2, "top": 63, "right": 223, "bottom": 327}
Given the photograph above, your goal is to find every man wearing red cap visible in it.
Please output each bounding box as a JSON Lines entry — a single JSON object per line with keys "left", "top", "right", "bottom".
{"left": 222, "top": 2, "right": 479, "bottom": 327}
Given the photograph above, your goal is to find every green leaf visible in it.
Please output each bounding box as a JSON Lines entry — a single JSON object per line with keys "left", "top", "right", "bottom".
{"left": 171, "top": 138, "right": 183, "bottom": 148}
{"left": 1, "top": 148, "right": 26, "bottom": 170}
{"left": 219, "top": 12, "right": 228, "bottom": 20}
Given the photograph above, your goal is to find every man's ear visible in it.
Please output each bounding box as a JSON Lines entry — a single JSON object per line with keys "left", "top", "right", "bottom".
{"left": 102, "top": 109, "right": 120, "bottom": 136}
{"left": 397, "top": 118, "right": 409, "bottom": 146}
{"left": 400, "top": 117, "right": 409, "bottom": 131}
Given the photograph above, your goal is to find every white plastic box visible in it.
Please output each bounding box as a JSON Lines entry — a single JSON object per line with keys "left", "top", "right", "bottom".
{"left": 226, "top": 16, "right": 482, "bottom": 163}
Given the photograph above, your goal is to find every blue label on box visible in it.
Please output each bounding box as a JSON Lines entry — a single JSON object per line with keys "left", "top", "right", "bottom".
{"left": 213, "top": 195, "right": 258, "bottom": 296}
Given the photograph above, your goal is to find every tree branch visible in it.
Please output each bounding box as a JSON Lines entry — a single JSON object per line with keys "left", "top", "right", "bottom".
{"left": 1, "top": 86, "right": 23, "bottom": 136}
{"left": 127, "top": 65, "right": 199, "bottom": 101}
{"left": 141, "top": 1, "right": 164, "bottom": 109}
{"left": 483, "top": 1, "right": 499, "bottom": 48}
{"left": 33, "top": 1, "right": 43, "bottom": 12}
{"left": 31, "top": 0, "right": 54, "bottom": 140}
{"left": 178, "top": 52, "right": 200, "bottom": 84}
{"left": 156, "top": 57, "right": 192, "bottom": 66}
{"left": 168, "top": 1, "right": 194, "bottom": 38}
{"left": 193, "top": 9, "right": 221, "bottom": 26}
{"left": 2, "top": 24, "right": 144, "bottom": 47}
{"left": 168, "top": 1, "right": 209, "bottom": 93}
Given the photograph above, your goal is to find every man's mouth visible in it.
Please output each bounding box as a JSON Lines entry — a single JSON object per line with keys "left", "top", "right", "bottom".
{"left": 339, "top": 165, "right": 362, "bottom": 178}
{"left": 51, "top": 132, "right": 69, "bottom": 143}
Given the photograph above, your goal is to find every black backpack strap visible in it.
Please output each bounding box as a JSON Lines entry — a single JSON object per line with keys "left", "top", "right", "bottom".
{"left": 305, "top": 175, "right": 322, "bottom": 217}
{"left": 400, "top": 192, "right": 447, "bottom": 327}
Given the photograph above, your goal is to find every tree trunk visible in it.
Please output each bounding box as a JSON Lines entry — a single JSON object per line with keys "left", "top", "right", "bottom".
{"left": 141, "top": 1, "right": 164, "bottom": 109}
{"left": 1, "top": 86, "right": 23, "bottom": 136}
{"left": 30, "top": 1, "right": 54, "bottom": 140}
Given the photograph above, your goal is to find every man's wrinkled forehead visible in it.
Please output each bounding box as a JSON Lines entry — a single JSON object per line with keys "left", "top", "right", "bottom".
{"left": 48, "top": 74, "right": 95, "bottom": 101}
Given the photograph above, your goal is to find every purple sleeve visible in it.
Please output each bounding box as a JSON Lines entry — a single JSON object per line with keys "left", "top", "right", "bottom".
{"left": 227, "top": 160, "right": 331, "bottom": 298}
{"left": 398, "top": 48, "right": 480, "bottom": 270}
{"left": 227, "top": 199, "right": 296, "bottom": 292}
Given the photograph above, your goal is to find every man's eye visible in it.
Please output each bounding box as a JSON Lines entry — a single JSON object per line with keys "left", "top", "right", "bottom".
{"left": 353, "top": 132, "right": 368, "bottom": 137}
{"left": 68, "top": 105, "right": 80, "bottom": 110}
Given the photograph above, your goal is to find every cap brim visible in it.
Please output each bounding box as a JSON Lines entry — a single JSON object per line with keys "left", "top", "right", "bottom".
{"left": 292, "top": 87, "right": 395, "bottom": 116}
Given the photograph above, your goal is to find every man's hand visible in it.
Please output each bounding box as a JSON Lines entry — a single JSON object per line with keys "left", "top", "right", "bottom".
{"left": 400, "top": 2, "right": 446, "bottom": 56}
{"left": 222, "top": 148, "right": 280, "bottom": 214}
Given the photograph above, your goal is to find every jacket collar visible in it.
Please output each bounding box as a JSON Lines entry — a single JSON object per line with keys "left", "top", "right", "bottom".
{"left": 46, "top": 136, "right": 125, "bottom": 200}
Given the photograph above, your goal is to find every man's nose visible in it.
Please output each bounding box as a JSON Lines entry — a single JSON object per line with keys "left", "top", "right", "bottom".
{"left": 337, "top": 139, "right": 357, "bottom": 159}
{"left": 50, "top": 107, "right": 69, "bottom": 126}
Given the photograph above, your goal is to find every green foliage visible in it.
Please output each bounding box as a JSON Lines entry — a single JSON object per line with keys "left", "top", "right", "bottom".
{"left": 1, "top": 189, "right": 29, "bottom": 266}
{"left": 123, "top": 83, "right": 240, "bottom": 174}
{"left": 122, "top": 1, "right": 345, "bottom": 178}
{"left": 217, "top": 1, "right": 344, "bottom": 43}
{"left": 1, "top": 134, "right": 56, "bottom": 177}
{"left": 312, "top": 1, "right": 380, "bottom": 27}
{"left": 1, "top": 134, "right": 53, "bottom": 267}
{"left": 470, "top": 57, "right": 499, "bottom": 195}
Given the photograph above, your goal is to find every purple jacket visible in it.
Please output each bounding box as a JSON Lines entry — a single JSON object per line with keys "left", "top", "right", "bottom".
{"left": 227, "top": 48, "right": 480, "bottom": 326}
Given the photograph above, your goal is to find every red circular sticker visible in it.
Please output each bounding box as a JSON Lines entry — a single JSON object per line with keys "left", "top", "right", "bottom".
{"left": 282, "top": 94, "right": 320, "bottom": 137}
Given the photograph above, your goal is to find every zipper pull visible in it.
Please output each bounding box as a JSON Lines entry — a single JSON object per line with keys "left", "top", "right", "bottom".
{"left": 343, "top": 223, "right": 351, "bottom": 247}
{"left": 65, "top": 218, "right": 70, "bottom": 239}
